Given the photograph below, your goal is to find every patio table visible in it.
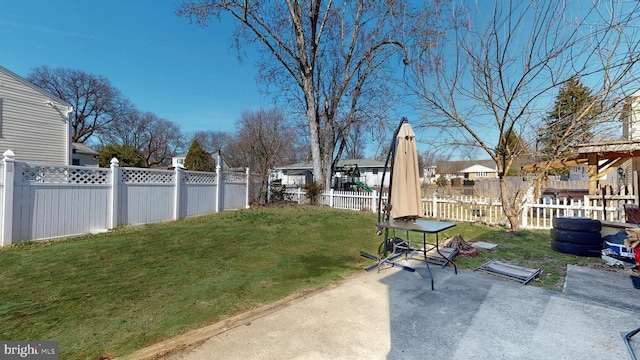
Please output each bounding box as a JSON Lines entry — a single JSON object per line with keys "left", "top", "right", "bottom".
{"left": 369, "top": 219, "right": 457, "bottom": 290}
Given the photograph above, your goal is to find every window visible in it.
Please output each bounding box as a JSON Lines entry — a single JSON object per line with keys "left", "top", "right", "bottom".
{"left": 372, "top": 169, "right": 378, "bottom": 174}
{"left": 177, "top": 158, "right": 184, "bottom": 164}
{"left": 72, "top": 159, "right": 80, "bottom": 166}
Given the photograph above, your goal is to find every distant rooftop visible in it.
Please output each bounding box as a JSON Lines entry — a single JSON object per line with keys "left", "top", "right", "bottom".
{"left": 275, "top": 159, "right": 387, "bottom": 170}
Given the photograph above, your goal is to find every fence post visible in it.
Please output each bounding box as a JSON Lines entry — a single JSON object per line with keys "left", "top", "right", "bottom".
{"left": 267, "top": 172, "right": 271, "bottom": 204}
{"left": 245, "top": 167, "right": 250, "bottom": 209}
{"left": 215, "top": 165, "right": 222, "bottom": 212}
{"left": 372, "top": 190, "right": 377, "bottom": 213}
{"left": 109, "top": 157, "right": 120, "bottom": 229}
{"left": 1, "top": 150, "right": 15, "bottom": 246}
{"left": 583, "top": 195, "right": 590, "bottom": 219}
{"left": 432, "top": 192, "right": 437, "bottom": 218}
{"left": 174, "top": 167, "right": 183, "bottom": 220}
{"left": 521, "top": 196, "right": 529, "bottom": 229}
{"left": 329, "top": 188, "right": 334, "bottom": 208}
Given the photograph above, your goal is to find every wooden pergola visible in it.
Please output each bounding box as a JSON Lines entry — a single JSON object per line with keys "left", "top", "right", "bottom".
{"left": 521, "top": 140, "right": 640, "bottom": 195}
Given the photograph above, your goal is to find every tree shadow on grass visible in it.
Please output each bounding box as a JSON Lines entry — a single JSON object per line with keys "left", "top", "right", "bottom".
{"left": 283, "top": 253, "right": 356, "bottom": 280}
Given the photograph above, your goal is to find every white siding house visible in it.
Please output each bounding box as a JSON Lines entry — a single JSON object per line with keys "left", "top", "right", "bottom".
{"left": 71, "top": 142, "right": 99, "bottom": 166}
{"left": 172, "top": 153, "right": 187, "bottom": 168}
{"left": 0, "top": 65, "right": 72, "bottom": 164}
{"left": 171, "top": 150, "right": 227, "bottom": 170}
{"left": 619, "top": 89, "right": 640, "bottom": 183}
{"left": 271, "top": 159, "right": 390, "bottom": 189}
{"left": 623, "top": 89, "right": 640, "bottom": 141}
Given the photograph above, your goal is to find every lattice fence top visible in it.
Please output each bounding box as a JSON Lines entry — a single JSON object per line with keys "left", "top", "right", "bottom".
{"left": 21, "top": 165, "right": 110, "bottom": 184}
{"left": 222, "top": 171, "right": 247, "bottom": 183}
{"left": 122, "top": 168, "right": 174, "bottom": 184}
{"left": 183, "top": 171, "right": 217, "bottom": 184}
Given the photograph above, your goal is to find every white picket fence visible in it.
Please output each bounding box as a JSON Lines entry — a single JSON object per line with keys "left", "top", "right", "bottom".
{"left": 0, "top": 151, "right": 251, "bottom": 246}
{"left": 521, "top": 195, "right": 636, "bottom": 229}
{"left": 282, "top": 187, "right": 637, "bottom": 229}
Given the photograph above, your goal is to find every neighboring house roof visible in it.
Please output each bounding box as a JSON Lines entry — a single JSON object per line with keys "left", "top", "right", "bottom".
{"left": 0, "top": 65, "right": 73, "bottom": 108}
{"left": 435, "top": 159, "right": 495, "bottom": 174}
{"left": 459, "top": 164, "right": 497, "bottom": 174}
{"left": 276, "top": 159, "right": 387, "bottom": 170}
{"left": 72, "top": 142, "right": 99, "bottom": 155}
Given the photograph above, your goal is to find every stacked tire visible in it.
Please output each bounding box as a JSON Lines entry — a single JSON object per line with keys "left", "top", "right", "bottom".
{"left": 550, "top": 217, "right": 602, "bottom": 257}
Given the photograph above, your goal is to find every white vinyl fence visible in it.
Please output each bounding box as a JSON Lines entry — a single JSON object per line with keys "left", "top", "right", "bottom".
{"left": 281, "top": 187, "right": 636, "bottom": 229}
{"left": 0, "top": 151, "right": 251, "bottom": 246}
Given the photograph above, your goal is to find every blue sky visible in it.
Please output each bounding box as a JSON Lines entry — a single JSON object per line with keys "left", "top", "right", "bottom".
{"left": 0, "top": 0, "right": 266, "bottom": 134}
{"left": 3, "top": 1, "right": 630, "bottom": 162}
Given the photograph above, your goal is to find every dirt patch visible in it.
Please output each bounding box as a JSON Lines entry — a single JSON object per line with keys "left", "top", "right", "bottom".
{"left": 581, "top": 262, "right": 639, "bottom": 276}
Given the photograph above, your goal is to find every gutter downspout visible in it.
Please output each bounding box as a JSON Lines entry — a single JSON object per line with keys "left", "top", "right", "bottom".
{"left": 65, "top": 106, "right": 74, "bottom": 165}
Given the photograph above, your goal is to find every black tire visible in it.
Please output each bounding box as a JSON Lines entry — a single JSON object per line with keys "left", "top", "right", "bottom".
{"left": 550, "top": 240, "right": 602, "bottom": 257}
{"left": 552, "top": 217, "right": 601, "bottom": 233}
{"left": 550, "top": 228, "right": 602, "bottom": 246}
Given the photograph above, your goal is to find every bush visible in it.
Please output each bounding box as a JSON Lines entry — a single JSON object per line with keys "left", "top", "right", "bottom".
{"left": 99, "top": 144, "right": 146, "bottom": 167}
{"left": 305, "top": 181, "right": 322, "bottom": 205}
{"left": 435, "top": 176, "right": 449, "bottom": 187}
{"left": 269, "top": 185, "right": 292, "bottom": 203}
{"left": 184, "top": 140, "right": 214, "bottom": 172}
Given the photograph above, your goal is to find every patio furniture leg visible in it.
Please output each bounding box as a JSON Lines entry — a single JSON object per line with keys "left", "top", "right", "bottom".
{"left": 624, "top": 326, "right": 640, "bottom": 360}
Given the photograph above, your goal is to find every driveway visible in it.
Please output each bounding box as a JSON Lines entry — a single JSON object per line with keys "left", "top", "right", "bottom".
{"left": 128, "top": 261, "right": 640, "bottom": 360}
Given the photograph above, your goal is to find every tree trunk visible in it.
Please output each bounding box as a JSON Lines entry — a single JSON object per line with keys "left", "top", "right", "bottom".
{"left": 499, "top": 175, "right": 521, "bottom": 232}
{"left": 322, "top": 145, "right": 333, "bottom": 191}
{"left": 303, "top": 79, "right": 324, "bottom": 185}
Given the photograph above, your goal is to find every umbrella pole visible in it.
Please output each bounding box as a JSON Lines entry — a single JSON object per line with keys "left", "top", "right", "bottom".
{"left": 376, "top": 118, "right": 409, "bottom": 256}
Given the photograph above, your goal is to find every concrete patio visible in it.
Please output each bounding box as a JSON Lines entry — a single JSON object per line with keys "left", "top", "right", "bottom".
{"left": 130, "top": 261, "right": 640, "bottom": 360}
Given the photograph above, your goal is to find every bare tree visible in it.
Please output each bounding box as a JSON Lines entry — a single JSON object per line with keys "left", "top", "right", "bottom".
{"left": 224, "top": 107, "right": 298, "bottom": 202}
{"left": 143, "top": 117, "right": 185, "bottom": 168}
{"left": 189, "top": 130, "right": 233, "bottom": 154}
{"left": 99, "top": 107, "right": 149, "bottom": 149}
{"left": 177, "top": 1, "right": 456, "bottom": 189}
{"left": 344, "top": 120, "right": 366, "bottom": 159}
{"left": 419, "top": 148, "right": 451, "bottom": 169}
{"left": 27, "top": 66, "right": 127, "bottom": 143}
{"left": 406, "top": 0, "right": 640, "bottom": 230}
{"left": 100, "top": 110, "right": 185, "bottom": 168}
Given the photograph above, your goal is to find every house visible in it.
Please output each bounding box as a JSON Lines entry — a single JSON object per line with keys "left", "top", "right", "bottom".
{"left": 171, "top": 153, "right": 187, "bottom": 169}
{"left": 171, "top": 150, "right": 228, "bottom": 170}
{"left": 71, "top": 142, "right": 99, "bottom": 167}
{"left": 623, "top": 89, "right": 640, "bottom": 141}
{"left": 271, "top": 159, "right": 390, "bottom": 190}
{"left": 621, "top": 89, "right": 640, "bottom": 182}
{"left": 0, "top": 65, "right": 73, "bottom": 164}
{"left": 459, "top": 164, "right": 498, "bottom": 180}
{"left": 434, "top": 159, "right": 496, "bottom": 181}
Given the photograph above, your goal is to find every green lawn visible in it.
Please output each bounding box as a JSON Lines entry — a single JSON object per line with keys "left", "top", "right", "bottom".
{"left": 0, "top": 206, "right": 600, "bottom": 359}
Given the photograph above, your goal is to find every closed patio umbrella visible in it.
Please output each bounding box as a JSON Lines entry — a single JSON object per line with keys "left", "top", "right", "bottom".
{"left": 389, "top": 122, "right": 422, "bottom": 220}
